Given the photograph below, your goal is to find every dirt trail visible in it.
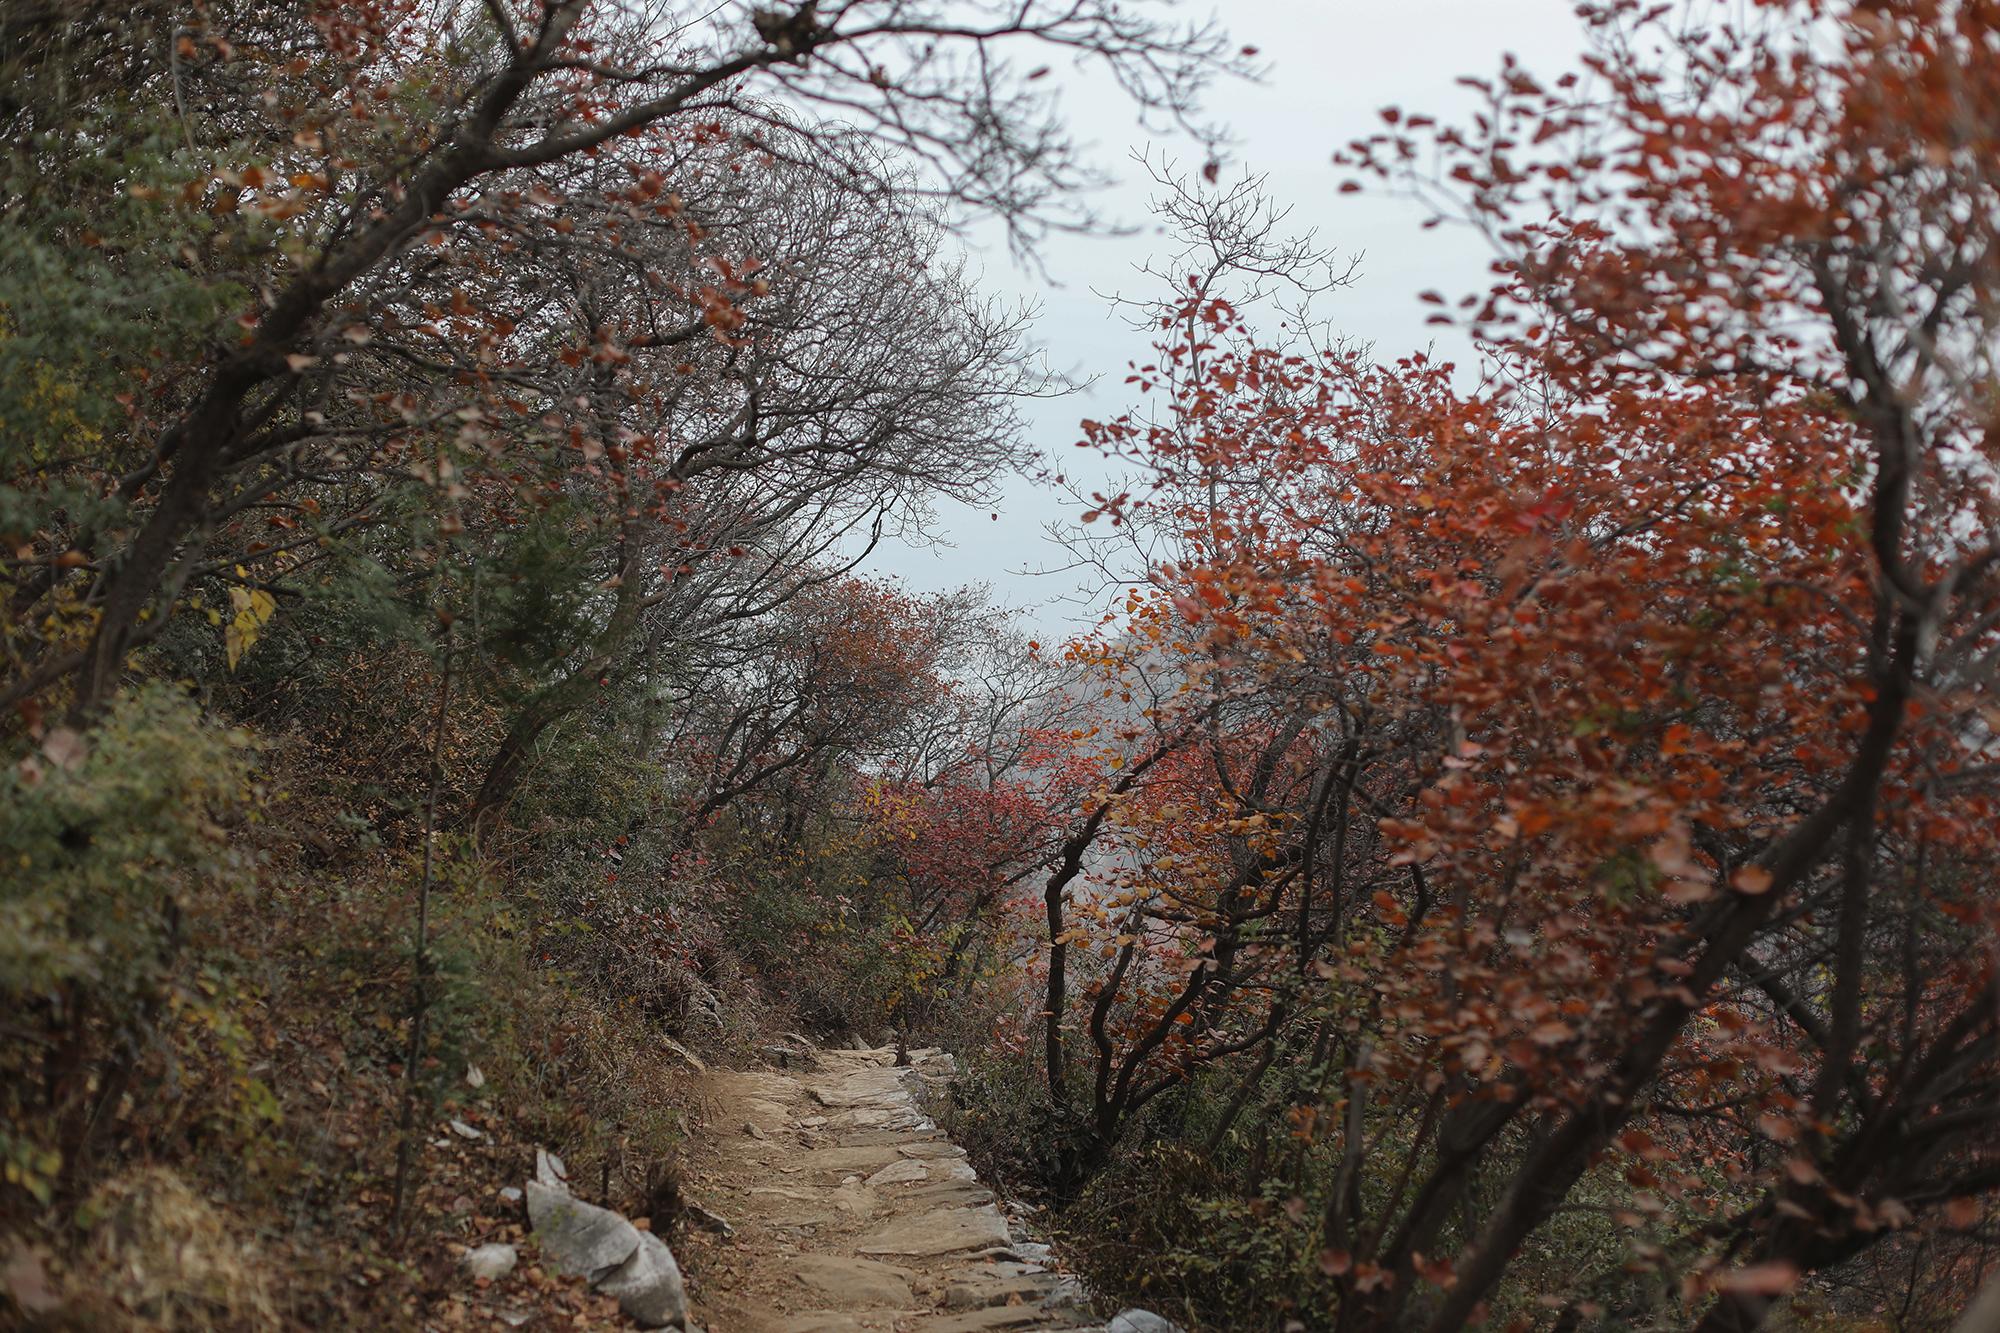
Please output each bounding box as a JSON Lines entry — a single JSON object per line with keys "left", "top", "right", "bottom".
{"left": 682, "top": 1044, "right": 1101, "bottom": 1333}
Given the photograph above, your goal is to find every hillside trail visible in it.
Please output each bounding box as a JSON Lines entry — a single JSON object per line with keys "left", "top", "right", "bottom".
{"left": 680, "top": 1042, "right": 1111, "bottom": 1333}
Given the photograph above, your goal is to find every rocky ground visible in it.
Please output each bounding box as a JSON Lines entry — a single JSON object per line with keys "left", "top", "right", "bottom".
{"left": 678, "top": 1045, "right": 1144, "bottom": 1333}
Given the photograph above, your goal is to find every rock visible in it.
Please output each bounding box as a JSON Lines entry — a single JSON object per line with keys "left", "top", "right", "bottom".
{"left": 830, "top": 1181, "right": 879, "bottom": 1221}
{"left": 1043, "top": 1272, "right": 1088, "bottom": 1308}
{"left": 942, "top": 1271, "right": 1058, "bottom": 1310}
{"left": 499, "top": 1186, "right": 523, "bottom": 1204}
{"left": 953, "top": 1261, "right": 1045, "bottom": 1280}
{"left": 790, "top": 1253, "right": 917, "bottom": 1307}
{"left": 775, "top": 1316, "right": 873, "bottom": 1333}
{"left": 965, "top": 1247, "right": 1023, "bottom": 1264}
{"left": 525, "top": 1182, "right": 687, "bottom": 1328}
{"left": 900, "top": 1180, "right": 995, "bottom": 1210}
{"left": 685, "top": 1201, "right": 734, "bottom": 1238}
{"left": 827, "top": 1105, "right": 928, "bottom": 1132}
{"left": 527, "top": 1181, "right": 640, "bottom": 1277}
{"left": 910, "top": 1306, "right": 1058, "bottom": 1332}
{"left": 449, "top": 1119, "right": 483, "bottom": 1140}
{"left": 799, "top": 1144, "right": 904, "bottom": 1172}
{"left": 863, "top": 1158, "right": 928, "bottom": 1187}
{"left": 1011, "top": 1241, "right": 1054, "bottom": 1266}
{"left": 808, "top": 1068, "right": 908, "bottom": 1108}
{"left": 535, "top": 1148, "right": 570, "bottom": 1191}
{"left": 895, "top": 1141, "right": 967, "bottom": 1159}
{"left": 1107, "top": 1312, "right": 1182, "bottom": 1333}
{"left": 741, "top": 1184, "right": 844, "bottom": 1228}
{"left": 854, "top": 1204, "right": 1014, "bottom": 1257}
{"left": 662, "top": 1037, "right": 708, "bottom": 1074}
{"left": 835, "top": 1126, "right": 941, "bottom": 1147}
{"left": 594, "top": 1229, "right": 688, "bottom": 1328}
{"left": 744, "top": 1120, "right": 769, "bottom": 1140}
{"left": 462, "top": 1242, "right": 518, "bottom": 1280}
{"left": 685, "top": 977, "right": 723, "bottom": 1030}
{"left": 763, "top": 1041, "right": 822, "bottom": 1070}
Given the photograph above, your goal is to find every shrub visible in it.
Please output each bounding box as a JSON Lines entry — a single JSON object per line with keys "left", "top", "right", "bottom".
{"left": 1058, "top": 1141, "right": 1334, "bottom": 1332}
{"left": 0, "top": 686, "right": 254, "bottom": 1214}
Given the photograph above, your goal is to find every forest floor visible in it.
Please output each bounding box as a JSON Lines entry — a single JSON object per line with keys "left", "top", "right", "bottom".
{"left": 677, "top": 1044, "right": 1102, "bottom": 1333}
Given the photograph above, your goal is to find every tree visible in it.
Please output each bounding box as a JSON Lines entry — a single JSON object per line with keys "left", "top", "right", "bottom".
{"left": 1030, "top": 3, "right": 2000, "bottom": 1326}
{"left": 444, "top": 124, "right": 1050, "bottom": 835}
{"left": 0, "top": 0, "right": 1246, "bottom": 725}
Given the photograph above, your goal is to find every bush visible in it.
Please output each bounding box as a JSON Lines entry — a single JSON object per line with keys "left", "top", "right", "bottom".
{"left": 1058, "top": 1141, "right": 1335, "bottom": 1332}
{"left": 0, "top": 686, "right": 254, "bottom": 1214}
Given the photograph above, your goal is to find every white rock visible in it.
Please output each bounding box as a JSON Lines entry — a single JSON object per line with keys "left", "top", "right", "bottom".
{"left": 1045, "top": 1273, "right": 1088, "bottom": 1307}
{"left": 525, "top": 1183, "right": 688, "bottom": 1328}
{"left": 535, "top": 1148, "right": 569, "bottom": 1190}
{"left": 1108, "top": 1311, "right": 1183, "bottom": 1333}
{"left": 527, "top": 1181, "right": 639, "bottom": 1277}
{"left": 462, "top": 1242, "right": 517, "bottom": 1280}
{"left": 595, "top": 1229, "right": 688, "bottom": 1328}
{"left": 450, "top": 1119, "right": 483, "bottom": 1140}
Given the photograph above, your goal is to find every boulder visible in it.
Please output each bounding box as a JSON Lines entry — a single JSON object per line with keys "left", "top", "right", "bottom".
{"left": 594, "top": 1229, "right": 688, "bottom": 1329}
{"left": 527, "top": 1181, "right": 641, "bottom": 1278}
{"left": 525, "top": 1180, "right": 687, "bottom": 1328}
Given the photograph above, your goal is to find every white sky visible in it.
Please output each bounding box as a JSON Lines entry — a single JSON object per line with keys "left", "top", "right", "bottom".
{"left": 871, "top": 0, "right": 1585, "bottom": 632}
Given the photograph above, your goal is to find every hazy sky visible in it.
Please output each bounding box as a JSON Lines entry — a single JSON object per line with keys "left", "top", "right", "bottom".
{"left": 870, "top": 0, "right": 1585, "bottom": 631}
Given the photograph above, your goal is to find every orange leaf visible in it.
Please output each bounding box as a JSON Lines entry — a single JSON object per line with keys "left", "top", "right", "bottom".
{"left": 1732, "top": 865, "right": 1774, "bottom": 895}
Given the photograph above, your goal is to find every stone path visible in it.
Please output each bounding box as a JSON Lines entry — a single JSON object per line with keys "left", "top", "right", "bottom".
{"left": 682, "top": 1044, "right": 1101, "bottom": 1333}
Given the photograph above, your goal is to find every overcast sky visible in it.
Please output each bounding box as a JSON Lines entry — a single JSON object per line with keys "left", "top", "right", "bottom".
{"left": 869, "top": 0, "right": 1586, "bottom": 632}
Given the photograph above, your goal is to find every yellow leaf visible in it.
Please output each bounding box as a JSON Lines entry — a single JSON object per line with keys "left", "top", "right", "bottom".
{"left": 225, "top": 584, "right": 278, "bottom": 670}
